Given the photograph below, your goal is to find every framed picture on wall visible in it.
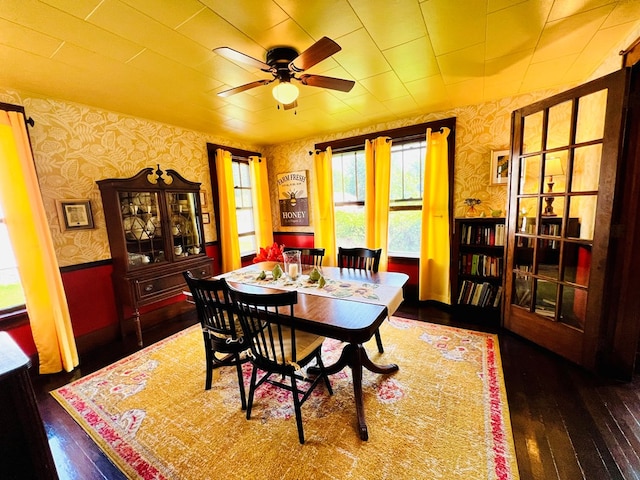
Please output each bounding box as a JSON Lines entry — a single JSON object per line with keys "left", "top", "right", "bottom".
{"left": 202, "top": 212, "right": 210, "bottom": 224}
{"left": 58, "top": 199, "right": 94, "bottom": 230}
{"left": 490, "top": 150, "right": 510, "bottom": 185}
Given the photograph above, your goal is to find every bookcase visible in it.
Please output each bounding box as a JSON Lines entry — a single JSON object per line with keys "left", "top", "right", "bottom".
{"left": 451, "top": 217, "right": 506, "bottom": 322}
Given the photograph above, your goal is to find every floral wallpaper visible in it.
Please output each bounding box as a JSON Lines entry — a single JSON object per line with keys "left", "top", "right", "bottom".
{"left": 0, "top": 88, "right": 259, "bottom": 267}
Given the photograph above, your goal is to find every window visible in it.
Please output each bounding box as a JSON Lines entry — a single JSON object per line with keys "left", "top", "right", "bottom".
{"left": 232, "top": 158, "right": 256, "bottom": 256}
{"left": 332, "top": 140, "right": 426, "bottom": 255}
{"left": 333, "top": 150, "right": 366, "bottom": 247}
{"left": 388, "top": 140, "right": 426, "bottom": 255}
{"left": 320, "top": 118, "right": 455, "bottom": 259}
{"left": 0, "top": 201, "right": 26, "bottom": 312}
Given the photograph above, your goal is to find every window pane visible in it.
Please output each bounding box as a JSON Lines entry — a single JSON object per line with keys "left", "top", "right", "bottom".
{"left": 335, "top": 205, "right": 365, "bottom": 247}
{"left": 239, "top": 234, "right": 256, "bottom": 257}
{"left": 236, "top": 209, "right": 255, "bottom": 234}
{"left": 0, "top": 203, "right": 25, "bottom": 310}
{"left": 547, "top": 100, "right": 572, "bottom": 149}
{"left": 576, "top": 90, "right": 607, "bottom": 144}
{"left": 388, "top": 210, "right": 422, "bottom": 254}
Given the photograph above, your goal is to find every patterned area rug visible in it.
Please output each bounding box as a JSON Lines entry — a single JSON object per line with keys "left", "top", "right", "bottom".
{"left": 52, "top": 317, "right": 519, "bottom": 479}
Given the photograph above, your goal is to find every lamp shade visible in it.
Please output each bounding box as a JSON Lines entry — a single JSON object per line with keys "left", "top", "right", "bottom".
{"left": 272, "top": 81, "right": 299, "bottom": 105}
{"left": 545, "top": 157, "right": 564, "bottom": 178}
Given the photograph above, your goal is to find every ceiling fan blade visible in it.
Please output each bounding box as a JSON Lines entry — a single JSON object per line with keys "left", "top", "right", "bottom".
{"left": 283, "top": 100, "right": 298, "bottom": 110}
{"left": 289, "top": 37, "right": 341, "bottom": 72}
{"left": 213, "top": 47, "right": 272, "bottom": 72}
{"left": 217, "top": 79, "right": 272, "bottom": 97}
{"left": 299, "top": 74, "right": 355, "bottom": 92}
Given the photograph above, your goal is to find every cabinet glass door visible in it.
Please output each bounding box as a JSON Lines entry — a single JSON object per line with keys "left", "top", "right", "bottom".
{"left": 504, "top": 70, "right": 627, "bottom": 369}
{"left": 119, "top": 191, "right": 164, "bottom": 267}
{"left": 167, "top": 192, "right": 204, "bottom": 260}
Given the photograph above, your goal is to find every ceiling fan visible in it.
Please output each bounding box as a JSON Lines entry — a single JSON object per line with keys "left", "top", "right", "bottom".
{"left": 214, "top": 37, "right": 355, "bottom": 110}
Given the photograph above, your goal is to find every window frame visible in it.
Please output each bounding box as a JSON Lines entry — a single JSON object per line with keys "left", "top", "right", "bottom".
{"left": 207, "top": 143, "right": 262, "bottom": 263}
{"left": 316, "top": 118, "right": 456, "bottom": 259}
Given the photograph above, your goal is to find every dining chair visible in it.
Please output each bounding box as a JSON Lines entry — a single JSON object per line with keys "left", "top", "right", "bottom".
{"left": 283, "top": 247, "right": 325, "bottom": 266}
{"left": 227, "top": 283, "right": 333, "bottom": 444}
{"left": 337, "top": 247, "right": 385, "bottom": 353}
{"left": 183, "top": 271, "right": 250, "bottom": 410}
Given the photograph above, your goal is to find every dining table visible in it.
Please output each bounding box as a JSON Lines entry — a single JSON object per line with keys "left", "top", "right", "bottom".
{"left": 218, "top": 260, "right": 409, "bottom": 441}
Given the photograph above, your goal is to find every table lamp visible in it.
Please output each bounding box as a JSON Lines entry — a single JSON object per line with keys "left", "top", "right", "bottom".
{"left": 542, "top": 156, "right": 564, "bottom": 216}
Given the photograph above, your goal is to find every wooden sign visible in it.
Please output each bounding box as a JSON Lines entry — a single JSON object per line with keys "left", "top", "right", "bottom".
{"left": 277, "top": 170, "right": 309, "bottom": 226}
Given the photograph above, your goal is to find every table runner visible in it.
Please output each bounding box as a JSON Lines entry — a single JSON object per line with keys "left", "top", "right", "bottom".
{"left": 220, "top": 268, "right": 404, "bottom": 314}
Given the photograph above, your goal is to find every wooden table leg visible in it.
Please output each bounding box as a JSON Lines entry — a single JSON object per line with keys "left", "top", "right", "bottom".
{"left": 314, "top": 342, "right": 399, "bottom": 440}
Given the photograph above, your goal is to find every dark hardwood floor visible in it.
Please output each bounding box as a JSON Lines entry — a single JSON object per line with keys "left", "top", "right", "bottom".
{"left": 31, "top": 303, "right": 640, "bottom": 480}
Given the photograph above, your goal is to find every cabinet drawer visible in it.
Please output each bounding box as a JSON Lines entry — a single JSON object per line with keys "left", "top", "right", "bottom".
{"left": 134, "top": 263, "right": 212, "bottom": 301}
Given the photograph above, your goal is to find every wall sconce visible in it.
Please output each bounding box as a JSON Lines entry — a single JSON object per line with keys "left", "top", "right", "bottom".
{"left": 542, "top": 156, "right": 564, "bottom": 216}
{"left": 272, "top": 81, "right": 299, "bottom": 105}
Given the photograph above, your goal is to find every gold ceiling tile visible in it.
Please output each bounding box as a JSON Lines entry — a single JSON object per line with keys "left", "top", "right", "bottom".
{"left": 0, "top": 18, "right": 62, "bottom": 57}
{"left": 39, "top": 0, "right": 104, "bottom": 19}
{"left": 445, "top": 77, "right": 484, "bottom": 108}
{"left": 421, "top": 0, "right": 486, "bottom": 56}
{"left": 118, "top": 0, "right": 205, "bottom": 29}
{"left": 176, "top": 6, "right": 252, "bottom": 51}
{"left": 199, "top": 0, "right": 288, "bottom": 44}
{"left": 87, "top": 0, "right": 212, "bottom": 67}
{"left": 563, "top": 23, "right": 636, "bottom": 83}
{"left": 548, "top": 0, "right": 614, "bottom": 22}
{"left": 349, "top": 0, "right": 427, "bottom": 51}
{"left": 603, "top": 1, "right": 640, "bottom": 28}
{"left": 486, "top": 0, "right": 552, "bottom": 60}
{"left": 382, "top": 95, "right": 420, "bottom": 116}
{"left": 533, "top": 5, "right": 615, "bottom": 64}
{"left": 334, "top": 28, "right": 391, "bottom": 80}
{"left": 521, "top": 54, "right": 577, "bottom": 92}
{"left": 254, "top": 17, "right": 316, "bottom": 52}
{"left": 405, "top": 74, "right": 449, "bottom": 103}
{"left": 274, "top": 0, "right": 362, "bottom": 40}
{"left": 437, "top": 43, "right": 485, "bottom": 85}
{"left": 483, "top": 79, "right": 521, "bottom": 103}
{"left": 1, "top": 0, "right": 142, "bottom": 62}
{"left": 359, "top": 71, "right": 409, "bottom": 102}
{"left": 484, "top": 50, "right": 532, "bottom": 97}
{"left": 383, "top": 36, "right": 439, "bottom": 83}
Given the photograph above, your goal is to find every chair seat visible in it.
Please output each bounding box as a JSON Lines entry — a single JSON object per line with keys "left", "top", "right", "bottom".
{"left": 265, "top": 325, "right": 325, "bottom": 365}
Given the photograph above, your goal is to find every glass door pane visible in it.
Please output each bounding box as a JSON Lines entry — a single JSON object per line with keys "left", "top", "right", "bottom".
{"left": 119, "top": 191, "right": 164, "bottom": 266}
{"left": 167, "top": 192, "right": 204, "bottom": 259}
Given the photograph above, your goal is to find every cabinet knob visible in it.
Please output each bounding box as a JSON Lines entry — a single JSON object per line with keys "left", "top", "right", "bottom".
{"left": 200, "top": 270, "right": 206, "bottom": 276}
{"left": 144, "top": 284, "right": 154, "bottom": 292}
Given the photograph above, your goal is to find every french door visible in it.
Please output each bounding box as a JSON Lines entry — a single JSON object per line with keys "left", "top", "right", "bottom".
{"left": 503, "top": 69, "right": 629, "bottom": 370}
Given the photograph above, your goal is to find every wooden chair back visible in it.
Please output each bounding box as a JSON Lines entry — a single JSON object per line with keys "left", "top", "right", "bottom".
{"left": 283, "top": 247, "right": 325, "bottom": 266}
{"left": 337, "top": 247, "right": 382, "bottom": 272}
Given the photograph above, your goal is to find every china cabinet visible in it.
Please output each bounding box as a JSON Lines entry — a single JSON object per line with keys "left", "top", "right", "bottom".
{"left": 98, "top": 166, "right": 212, "bottom": 346}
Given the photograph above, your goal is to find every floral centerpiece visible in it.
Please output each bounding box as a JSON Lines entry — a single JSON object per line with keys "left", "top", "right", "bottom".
{"left": 253, "top": 242, "right": 284, "bottom": 263}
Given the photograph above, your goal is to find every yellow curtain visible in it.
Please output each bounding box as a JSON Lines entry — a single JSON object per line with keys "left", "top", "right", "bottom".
{"left": 0, "top": 110, "right": 79, "bottom": 373}
{"left": 419, "top": 127, "right": 451, "bottom": 303}
{"left": 311, "top": 148, "right": 336, "bottom": 266}
{"left": 364, "top": 137, "right": 391, "bottom": 271}
{"left": 249, "top": 156, "right": 274, "bottom": 249}
{"left": 215, "top": 148, "right": 241, "bottom": 272}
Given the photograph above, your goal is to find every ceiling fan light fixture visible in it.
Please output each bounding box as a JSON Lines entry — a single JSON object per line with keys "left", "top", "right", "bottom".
{"left": 272, "top": 81, "right": 299, "bottom": 105}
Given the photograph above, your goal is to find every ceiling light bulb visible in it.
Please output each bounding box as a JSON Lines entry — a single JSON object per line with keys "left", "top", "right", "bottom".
{"left": 272, "top": 81, "right": 299, "bottom": 104}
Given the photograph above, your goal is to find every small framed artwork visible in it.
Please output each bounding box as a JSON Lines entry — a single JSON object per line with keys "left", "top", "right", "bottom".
{"left": 59, "top": 199, "right": 94, "bottom": 230}
{"left": 202, "top": 212, "right": 210, "bottom": 224}
{"left": 490, "top": 150, "right": 510, "bottom": 185}
{"left": 200, "top": 191, "right": 207, "bottom": 207}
